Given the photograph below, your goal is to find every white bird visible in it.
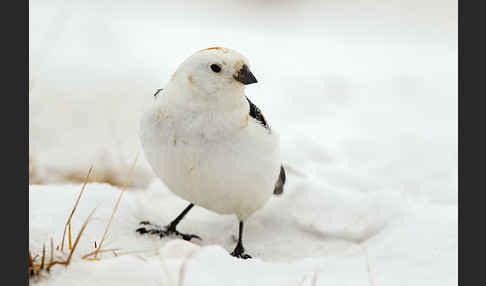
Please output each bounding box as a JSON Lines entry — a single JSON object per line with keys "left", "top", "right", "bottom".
{"left": 137, "top": 47, "right": 286, "bottom": 258}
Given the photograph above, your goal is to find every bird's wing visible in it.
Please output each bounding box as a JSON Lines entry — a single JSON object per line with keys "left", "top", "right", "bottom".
{"left": 245, "top": 97, "right": 286, "bottom": 195}
{"left": 246, "top": 96, "right": 270, "bottom": 130}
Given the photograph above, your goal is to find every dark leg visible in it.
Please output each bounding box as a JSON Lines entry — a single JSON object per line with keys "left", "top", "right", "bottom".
{"left": 230, "top": 221, "right": 252, "bottom": 259}
{"left": 167, "top": 203, "right": 194, "bottom": 231}
{"left": 136, "top": 203, "right": 201, "bottom": 241}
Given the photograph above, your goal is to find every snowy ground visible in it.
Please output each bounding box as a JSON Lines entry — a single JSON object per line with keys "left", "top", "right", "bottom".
{"left": 29, "top": 0, "right": 457, "bottom": 285}
{"left": 29, "top": 181, "right": 457, "bottom": 286}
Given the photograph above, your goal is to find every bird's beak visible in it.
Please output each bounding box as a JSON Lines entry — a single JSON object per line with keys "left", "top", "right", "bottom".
{"left": 234, "top": 64, "right": 258, "bottom": 85}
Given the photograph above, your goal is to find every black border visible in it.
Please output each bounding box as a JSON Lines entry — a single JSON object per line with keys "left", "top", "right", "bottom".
{"left": 3, "top": 0, "right": 28, "bottom": 284}
{"left": 458, "top": 0, "right": 461, "bottom": 281}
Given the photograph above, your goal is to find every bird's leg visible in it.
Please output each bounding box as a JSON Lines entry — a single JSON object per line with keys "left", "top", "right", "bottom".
{"left": 230, "top": 221, "right": 252, "bottom": 259}
{"left": 136, "top": 203, "right": 201, "bottom": 241}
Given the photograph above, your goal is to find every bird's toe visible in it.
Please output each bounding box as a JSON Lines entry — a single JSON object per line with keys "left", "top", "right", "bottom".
{"left": 180, "top": 233, "right": 202, "bottom": 241}
{"left": 136, "top": 227, "right": 148, "bottom": 234}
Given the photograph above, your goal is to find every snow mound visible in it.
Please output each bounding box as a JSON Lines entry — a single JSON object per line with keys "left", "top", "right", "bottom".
{"left": 29, "top": 181, "right": 457, "bottom": 285}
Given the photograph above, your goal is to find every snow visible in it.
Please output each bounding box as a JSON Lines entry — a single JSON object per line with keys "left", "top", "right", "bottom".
{"left": 29, "top": 0, "right": 457, "bottom": 285}
{"left": 29, "top": 181, "right": 457, "bottom": 285}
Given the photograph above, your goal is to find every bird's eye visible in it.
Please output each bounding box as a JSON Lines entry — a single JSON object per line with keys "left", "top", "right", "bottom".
{"left": 210, "top": 64, "right": 222, "bottom": 73}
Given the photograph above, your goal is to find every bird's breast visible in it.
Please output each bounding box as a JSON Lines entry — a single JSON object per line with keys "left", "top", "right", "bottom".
{"left": 139, "top": 100, "right": 280, "bottom": 218}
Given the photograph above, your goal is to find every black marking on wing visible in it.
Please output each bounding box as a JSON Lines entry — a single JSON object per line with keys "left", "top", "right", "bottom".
{"left": 246, "top": 96, "right": 270, "bottom": 130}
{"left": 154, "top": 88, "right": 163, "bottom": 97}
{"left": 273, "top": 165, "right": 286, "bottom": 195}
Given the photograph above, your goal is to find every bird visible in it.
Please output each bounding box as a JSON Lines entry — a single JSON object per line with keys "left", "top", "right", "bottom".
{"left": 137, "top": 47, "right": 286, "bottom": 259}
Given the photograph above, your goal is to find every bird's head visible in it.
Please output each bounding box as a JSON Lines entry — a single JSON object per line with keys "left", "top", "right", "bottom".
{"left": 171, "top": 47, "right": 257, "bottom": 100}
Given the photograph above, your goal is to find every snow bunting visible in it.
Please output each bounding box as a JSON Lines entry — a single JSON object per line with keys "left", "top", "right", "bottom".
{"left": 137, "top": 47, "right": 286, "bottom": 258}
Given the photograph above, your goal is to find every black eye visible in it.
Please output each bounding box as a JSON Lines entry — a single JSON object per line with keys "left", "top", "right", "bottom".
{"left": 210, "top": 64, "right": 222, "bottom": 73}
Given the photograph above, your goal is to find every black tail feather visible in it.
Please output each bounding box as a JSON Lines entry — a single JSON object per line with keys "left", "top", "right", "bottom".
{"left": 273, "top": 165, "right": 286, "bottom": 195}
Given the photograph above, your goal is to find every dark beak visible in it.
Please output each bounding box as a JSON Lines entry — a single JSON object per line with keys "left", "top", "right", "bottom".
{"left": 234, "top": 64, "right": 258, "bottom": 85}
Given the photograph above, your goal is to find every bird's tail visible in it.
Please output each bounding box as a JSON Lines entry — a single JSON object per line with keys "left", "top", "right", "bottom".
{"left": 273, "top": 165, "right": 286, "bottom": 195}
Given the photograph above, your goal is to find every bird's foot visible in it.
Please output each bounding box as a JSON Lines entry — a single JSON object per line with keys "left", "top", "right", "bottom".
{"left": 136, "top": 221, "right": 201, "bottom": 241}
{"left": 230, "top": 243, "right": 252, "bottom": 259}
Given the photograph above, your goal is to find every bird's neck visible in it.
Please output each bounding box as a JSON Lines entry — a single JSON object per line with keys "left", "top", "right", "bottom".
{"left": 155, "top": 83, "right": 250, "bottom": 140}
{"left": 164, "top": 79, "right": 247, "bottom": 113}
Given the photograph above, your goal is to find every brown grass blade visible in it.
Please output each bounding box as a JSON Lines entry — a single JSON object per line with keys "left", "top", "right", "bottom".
{"left": 29, "top": 251, "right": 35, "bottom": 277}
{"left": 106, "top": 248, "right": 160, "bottom": 257}
{"left": 81, "top": 248, "right": 120, "bottom": 260}
{"left": 92, "top": 153, "right": 138, "bottom": 259}
{"left": 61, "top": 165, "right": 93, "bottom": 251}
{"left": 29, "top": 251, "right": 33, "bottom": 267}
{"left": 40, "top": 244, "right": 45, "bottom": 270}
{"left": 46, "top": 260, "right": 67, "bottom": 271}
{"left": 64, "top": 206, "right": 97, "bottom": 265}
{"left": 68, "top": 222, "right": 72, "bottom": 250}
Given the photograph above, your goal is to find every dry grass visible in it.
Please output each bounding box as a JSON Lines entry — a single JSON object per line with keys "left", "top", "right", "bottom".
{"left": 82, "top": 248, "right": 120, "bottom": 259}
{"left": 29, "top": 165, "right": 97, "bottom": 280}
{"left": 29, "top": 208, "right": 96, "bottom": 279}
{"left": 60, "top": 166, "right": 93, "bottom": 251}
{"left": 29, "top": 154, "right": 141, "bottom": 281}
{"left": 83, "top": 152, "right": 139, "bottom": 260}
{"left": 64, "top": 168, "right": 121, "bottom": 188}
{"left": 29, "top": 154, "right": 44, "bottom": 185}
{"left": 29, "top": 152, "right": 139, "bottom": 188}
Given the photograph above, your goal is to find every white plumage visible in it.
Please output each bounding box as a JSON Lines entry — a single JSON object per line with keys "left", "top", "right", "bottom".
{"left": 138, "top": 47, "right": 283, "bottom": 258}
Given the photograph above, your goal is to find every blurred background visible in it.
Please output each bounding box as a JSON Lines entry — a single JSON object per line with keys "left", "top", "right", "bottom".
{"left": 29, "top": 0, "right": 457, "bottom": 204}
